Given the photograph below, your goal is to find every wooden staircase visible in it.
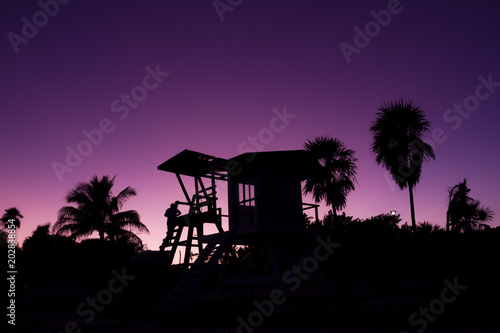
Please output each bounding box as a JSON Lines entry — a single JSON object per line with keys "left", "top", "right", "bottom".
{"left": 159, "top": 223, "right": 186, "bottom": 266}
{"left": 161, "top": 232, "right": 232, "bottom": 311}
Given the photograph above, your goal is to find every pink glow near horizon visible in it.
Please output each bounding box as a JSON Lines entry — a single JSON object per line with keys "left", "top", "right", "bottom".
{"left": 1, "top": 1, "right": 499, "bottom": 251}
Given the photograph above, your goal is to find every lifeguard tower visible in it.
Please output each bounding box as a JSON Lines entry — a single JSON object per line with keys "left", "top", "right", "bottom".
{"left": 157, "top": 149, "right": 320, "bottom": 310}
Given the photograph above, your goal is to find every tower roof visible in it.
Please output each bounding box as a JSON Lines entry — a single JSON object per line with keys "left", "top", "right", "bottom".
{"left": 158, "top": 149, "right": 317, "bottom": 180}
{"left": 223, "top": 150, "right": 317, "bottom": 180}
{"left": 157, "top": 149, "right": 227, "bottom": 177}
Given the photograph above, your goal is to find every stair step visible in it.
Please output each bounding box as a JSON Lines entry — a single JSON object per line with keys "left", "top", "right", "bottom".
{"left": 161, "top": 233, "right": 232, "bottom": 312}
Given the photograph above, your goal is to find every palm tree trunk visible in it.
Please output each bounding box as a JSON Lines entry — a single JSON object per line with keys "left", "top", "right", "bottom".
{"left": 408, "top": 184, "right": 416, "bottom": 232}
{"left": 446, "top": 212, "right": 450, "bottom": 233}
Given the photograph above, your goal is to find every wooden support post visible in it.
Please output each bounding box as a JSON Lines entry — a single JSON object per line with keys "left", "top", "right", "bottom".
{"left": 197, "top": 224, "right": 204, "bottom": 254}
{"left": 216, "top": 247, "right": 230, "bottom": 293}
{"left": 194, "top": 177, "right": 199, "bottom": 211}
{"left": 176, "top": 174, "right": 192, "bottom": 205}
{"left": 211, "top": 173, "right": 216, "bottom": 198}
{"left": 183, "top": 225, "right": 194, "bottom": 265}
{"left": 197, "top": 176, "right": 210, "bottom": 198}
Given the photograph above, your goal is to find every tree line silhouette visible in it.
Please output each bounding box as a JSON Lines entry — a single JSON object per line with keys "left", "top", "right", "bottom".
{"left": 0, "top": 97, "right": 496, "bottom": 304}
{"left": 303, "top": 98, "right": 492, "bottom": 233}
{"left": 1, "top": 176, "right": 149, "bottom": 290}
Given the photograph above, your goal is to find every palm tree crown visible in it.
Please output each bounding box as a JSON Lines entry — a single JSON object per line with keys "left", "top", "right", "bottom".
{"left": 447, "top": 178, "right": 494, "bottom": 233}
{"left": 2, "top": 207, "right": 23, "bottom": 229}
{"left": 303, "top": 136, "right": 358, "bottom": 214}
{"left": 52, "top": 175, "right": 149, "bottom": 243}
{"left": 370, "top": 98, "right": 435, "bottom": 230}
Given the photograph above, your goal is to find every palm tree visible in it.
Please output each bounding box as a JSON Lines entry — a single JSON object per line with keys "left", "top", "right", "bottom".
{"left": 446, "top": 178, "right": 493, "bottom": 233}
{"left": 2, "top": 207, "right": 23, "bottom": 229}
{"left": 370, "top": 98, "right": 435, "bottom": 231}
{"left": 303, "top": 136, "right": 358, "bottom": 215}
{"left": 52, "top": 175, "right": 149, "bottom": 242}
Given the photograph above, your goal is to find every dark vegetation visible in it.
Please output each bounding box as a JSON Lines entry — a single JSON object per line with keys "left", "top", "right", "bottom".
{"left": 2, "top": 208, "right": 499, "bottom": 331}
{"left": 1, "top": 99, "right": 497, "bottom": 330}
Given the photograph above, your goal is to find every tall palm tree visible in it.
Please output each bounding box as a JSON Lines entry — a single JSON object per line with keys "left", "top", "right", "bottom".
{"left": 447, "top": 178, "right": 493, "bottom": 233}
{"left": 52, "top": 175, "right": 149, "bottom": 242}
{"left": 303, "top": 136, "right": 358, "bottom": 215}
{"left": 2, "top": 207, "right": 23, "bottom": 229}
{"left": 370, "top": 98, "right": 435, "bottom": 231}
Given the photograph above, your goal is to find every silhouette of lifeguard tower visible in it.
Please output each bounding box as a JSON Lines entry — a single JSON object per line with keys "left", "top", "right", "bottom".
{"left": 157, "top": 149, "right": 320, "bottom": 310}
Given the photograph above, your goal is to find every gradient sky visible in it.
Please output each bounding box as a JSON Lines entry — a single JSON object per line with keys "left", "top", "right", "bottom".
{"left": 2, "top": 0, "right": 499, "bottom": 251}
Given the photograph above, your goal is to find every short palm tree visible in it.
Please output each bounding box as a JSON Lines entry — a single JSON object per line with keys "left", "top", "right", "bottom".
{"left": 446, "top": 178, "right": 493, "bottom": 233}
{"left": 304, "top": 136, "right": 358, "bottom": 215}
{"left": 52, "top": 175, "right": 149, "bottom": 242}
{"left": 2, "top": 207, "right": 23, "bottom": 229}
{"left": 370, "top": 98, "right": 435, "bottom": 231}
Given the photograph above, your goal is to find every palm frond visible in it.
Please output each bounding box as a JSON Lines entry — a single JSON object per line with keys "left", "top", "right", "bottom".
{"left": 304, "top": 135, "right": 358, "bottom": 212}
{"left": 370, "top": 98, "right": 435, "bottom": 189}
{"left": 56, "top": 175, "right": 147, "bottom": 243}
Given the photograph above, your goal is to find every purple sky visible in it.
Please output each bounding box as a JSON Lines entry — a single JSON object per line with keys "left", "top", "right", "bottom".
{"left": 2, "top": 0, "right": 499, "bottom": 250}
